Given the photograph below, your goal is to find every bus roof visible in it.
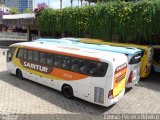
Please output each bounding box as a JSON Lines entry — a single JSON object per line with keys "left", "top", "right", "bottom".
{"left": 35, "top": 38, "right": 141, "bottom": 55}
{"left": 72, "top": 42, "right": 141, "bottom": 55}
{"left": 151, "top": 45, "right": 160, "bottom": 49}
{"left": 10, "top": 42, "right": 126, "bottom": 62}
{"left": 79, "top": 38, "right": 151, "bottom": 49}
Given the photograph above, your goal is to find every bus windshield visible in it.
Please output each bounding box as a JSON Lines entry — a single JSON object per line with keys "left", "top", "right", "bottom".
{"left": 7, "top": 47, "right": 16, "bottom": 62}
{"left": 153, "top": 48, "right": 160, "bottom": 64}
{"left": 129, "top": 52, "right": 142, "bottom": 64}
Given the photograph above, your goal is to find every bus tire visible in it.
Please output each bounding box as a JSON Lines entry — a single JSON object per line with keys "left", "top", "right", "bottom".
{"left": 16, "top": 69, "right": 23, "bottom": 79}
{"left": 62, "top": 84, "right": 74, "bottom": 99}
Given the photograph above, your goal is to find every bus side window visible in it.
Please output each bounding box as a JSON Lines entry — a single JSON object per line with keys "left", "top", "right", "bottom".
{"left": 88, "top": 61, "right": 108, "bottom": 77}
{"left": 129, "top": 52, "right": 141, "bottom": 64}
{"left": 17, "top": 48, "right": 23, "bottom": 59}
{"left": 71, "top": 58, "right": 79, "bottom": 72}
{"left": 33, "top": 51, "right": 39, "bottom": 62}
{"left": 88, "top": 61, "right": 97, "bottom": 75}
{"left": 27, "top": 50, "right": 33, "bottom": 61}
{"left": 96, "top": 62, "right": 108, "bottom": 76}
{"left": 40, "top": 52, "right": 47, "bottom": 65}
{"left": 47, "top": 54, "right": 54, "bottom": 66}
{"left": 62, "top": 56, "right": 71, "bottom": 70}
{"left": 54, "top": 55, "right": 62, "bottom": 68}
{"left": 23, "top": 49, "right": 27, "bottom": 60}
{"left": 79, "top": 60, "right": 88, "bottom": 74}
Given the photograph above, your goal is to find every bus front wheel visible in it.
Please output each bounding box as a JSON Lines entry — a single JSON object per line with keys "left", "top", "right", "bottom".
{"left": 62, "top": 84, "right": 74, "bottom": 99}
{"left": 16, "top": 69, "right": 23, "bottom": 79}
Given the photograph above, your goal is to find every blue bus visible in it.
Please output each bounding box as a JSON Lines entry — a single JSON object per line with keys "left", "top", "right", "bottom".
{"left": 35, "top": 38, "right": 142, "bottom": 88}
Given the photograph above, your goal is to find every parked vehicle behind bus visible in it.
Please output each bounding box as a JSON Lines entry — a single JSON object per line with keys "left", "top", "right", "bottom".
{"left": 6, "top": 41, "right": 128, "bottom": 107}
{"left": 35, "top": 38, "right": 142, "bottom": 88}
{"left": 152, "top": 45, "right": 160, "bottom": 73}
{"left": 79, "top": 38, "right": 153, "bottom": 78}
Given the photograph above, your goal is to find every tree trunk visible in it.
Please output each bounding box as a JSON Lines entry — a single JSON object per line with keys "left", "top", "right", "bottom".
{"left": 60, "top": 0, "right": 62, "bottom": 9}
{"left": 80, "top": 0, "right": 83, "bottom": 6}
{"left": 71, "top": 0, "right": 73, "bottom": 7}
{"left": 78, "top": 0, "right": 79, "bottom": 6}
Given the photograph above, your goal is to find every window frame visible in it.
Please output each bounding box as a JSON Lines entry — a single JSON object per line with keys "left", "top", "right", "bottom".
{"left": 23, "top": 49, "right": 27, "bottom": 60}
{"left": 7, "top": 47, "right": 17, "bottom": 62}
{"left": 33, "top": 51, "right": 39, "bottom": 63}
{"left": 61, "top": 56, "right": 71, "bottom": 70}
{"left": 54, "top": 54, "right": 62, "bottom": 68}
{"left": 16, "top": 48, "right": 24, "bottom": 59}
{"left": 46, "top": 53, "right": 54, "bottom": 66}
{"left": 27, "top": 50, "right": 34, "bottom": 62}
{"left": 39, "top": 52, "right": 47, "bottom": 65}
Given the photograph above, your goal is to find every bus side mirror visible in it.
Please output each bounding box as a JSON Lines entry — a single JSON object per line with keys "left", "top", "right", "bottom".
{"left": 8, "top": 53, "right": 12, "bottom": 62}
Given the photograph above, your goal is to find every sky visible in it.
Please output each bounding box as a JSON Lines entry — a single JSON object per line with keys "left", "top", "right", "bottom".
{"left": 35, "top": 0, "right": 87, "bottom": 9}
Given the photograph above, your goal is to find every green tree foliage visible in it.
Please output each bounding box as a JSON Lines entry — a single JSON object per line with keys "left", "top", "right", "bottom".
{"left": 84, "top": 0, "right": 124, "bottom": 3}
{"left": 9, "top": 7, "right": 19, "bottom": 14}
{"left": 85, "top": 0, "right": 100, "bottom": 3}
{"left": 37, "top": 0, "right": 160, "bottom": 43}
{"left": 23, "top": 8, "right": 32, "bottom": 13}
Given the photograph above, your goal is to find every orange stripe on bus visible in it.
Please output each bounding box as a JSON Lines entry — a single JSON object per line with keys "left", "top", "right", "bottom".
{"left": 22, "top": 46, "right": 99, "bottom": 61}
{"left": 50, "top": 68, "right": 88, "bottom": 80}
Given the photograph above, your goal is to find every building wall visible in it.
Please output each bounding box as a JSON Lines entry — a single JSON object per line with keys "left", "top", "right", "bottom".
{"left": 0, "top": 0, "right": 5, "bottom": 4}
{"left": 19, "top": 0, "right": 28, "bottom": 12}
{"left": 28, "top": 0, "right": 34, "bottom": 11}
{"left": 4, "top": 0, "right": 15, "bottom": 8}
{"left": 5, "top": 0, "right": 35, "bottom": 12}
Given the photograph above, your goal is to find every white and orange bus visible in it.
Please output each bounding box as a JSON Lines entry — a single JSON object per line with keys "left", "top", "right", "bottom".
{"left": 7, "top": 42, "right": 128, "bottom": 107}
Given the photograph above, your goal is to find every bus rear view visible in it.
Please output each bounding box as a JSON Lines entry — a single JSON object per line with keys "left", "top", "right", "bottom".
{"left": 127, "top": 51, "right": 141, "bottom": 88}
{"left": 106, "top": 62, "right": 127, "bottom": 106}
{"left": 79, "top": 38, "right": 153, "bottom": 78}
